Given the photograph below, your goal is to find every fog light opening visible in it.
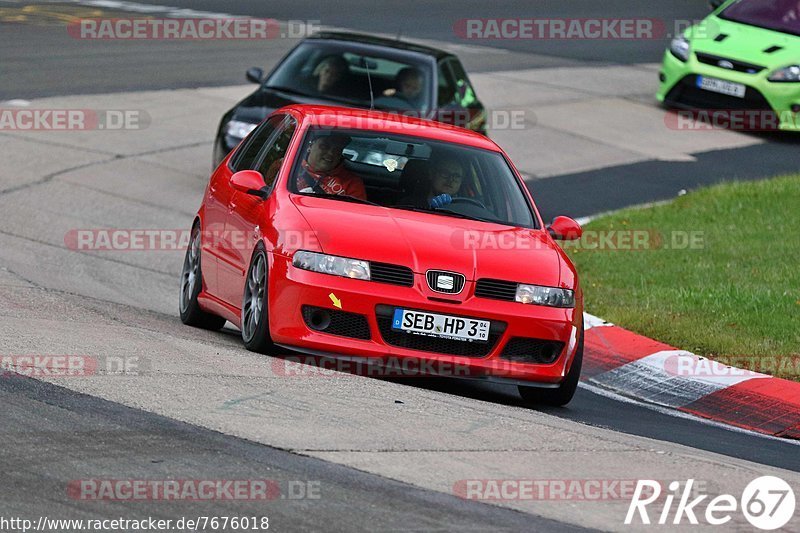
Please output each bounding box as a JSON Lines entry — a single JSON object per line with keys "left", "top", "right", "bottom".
{"left": 540, "top": 344, "right": 558, "bottom": 364}
{"left": 309, "top": 309, "right": 331, "bottom": 331}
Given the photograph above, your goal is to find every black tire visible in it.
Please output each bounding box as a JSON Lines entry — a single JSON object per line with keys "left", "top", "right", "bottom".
{"left": 179, "top": 224, "right": 226, "bottom": 330}
{"left": 518, "top": 325, "right": 583, "bottom": 407}
{"left": 241, "top": 245, "right": 276, "bottom": 353}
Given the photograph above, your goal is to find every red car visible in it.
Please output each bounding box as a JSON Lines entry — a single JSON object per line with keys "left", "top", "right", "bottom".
{"left": 180, "top": 105, "right": 584, "bottom": 405}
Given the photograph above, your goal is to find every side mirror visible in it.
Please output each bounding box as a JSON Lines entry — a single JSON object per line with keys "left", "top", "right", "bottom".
{"left": 246, "top": 67, "right": 264, "bottom": 84}
{"left": 547, "top": 216, "right": 582, "bottom": 241}
{"left": 709, "top": 0, "right": 725, "bottom": 10}
{"left": 230, "top": 170, "right": 268, "bottom": 199}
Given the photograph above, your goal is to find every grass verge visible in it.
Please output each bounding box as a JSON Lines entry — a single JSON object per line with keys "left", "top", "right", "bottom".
{"left": 565, "top": 174, "right": 800, "bottom": 380}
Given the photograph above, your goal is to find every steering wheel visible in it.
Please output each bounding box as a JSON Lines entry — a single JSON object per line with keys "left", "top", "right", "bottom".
{"left": 449, "top": 197, "right": 487, "bottom": 210}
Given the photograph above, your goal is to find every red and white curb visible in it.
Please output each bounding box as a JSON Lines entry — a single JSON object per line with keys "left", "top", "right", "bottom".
{"left": 581, "top": 313, "right": 800, "bottom": 440}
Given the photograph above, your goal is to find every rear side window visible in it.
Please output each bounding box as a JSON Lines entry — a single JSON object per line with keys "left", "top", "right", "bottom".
{"left": 437, "top": 58, "right": 478, "bottom": 109}
{"left": 229, "top": 116, "right": 281, "bottom": 172}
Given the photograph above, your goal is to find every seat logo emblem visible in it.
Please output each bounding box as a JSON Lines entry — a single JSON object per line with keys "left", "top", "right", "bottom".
{"left": 437, "top": 275, "right": 455, "bottom": 290}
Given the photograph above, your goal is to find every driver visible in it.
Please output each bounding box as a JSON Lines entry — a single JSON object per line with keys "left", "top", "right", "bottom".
{"left": 399, "top": 153, "right": 465, "bottom": 208}
{"left": 375, "top": 67, "right": 425, "bottom": 110}
{"left": 296, "top": 133, "right": 367, "bottom": 200}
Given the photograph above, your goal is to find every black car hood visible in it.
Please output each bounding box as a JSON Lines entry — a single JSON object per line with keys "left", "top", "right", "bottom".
{"left": 230, "top": 87, "right": 343, "bottom": 123}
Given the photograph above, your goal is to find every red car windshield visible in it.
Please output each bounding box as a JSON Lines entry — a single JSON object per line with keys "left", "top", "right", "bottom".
{"left": 288, "top": 128, "right": 538, "bottom": 229}
{"left": 720, "top": 0, "right": 800, "bottom": 36}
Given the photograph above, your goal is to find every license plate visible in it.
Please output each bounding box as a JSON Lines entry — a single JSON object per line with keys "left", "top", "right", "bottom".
{"left": 391, "top": 309, "right": 490, "bottom": 343}
{"left": 696, "top": 76, "right": 746, "bottom": 98}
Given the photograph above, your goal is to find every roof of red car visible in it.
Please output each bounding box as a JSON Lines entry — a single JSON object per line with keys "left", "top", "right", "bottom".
{"left": 282, "top": 104, "right": 500, "bottom": 152}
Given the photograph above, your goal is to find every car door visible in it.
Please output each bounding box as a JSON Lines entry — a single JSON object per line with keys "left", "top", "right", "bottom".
{"left": 217, "top": 114, "right": 298, "bottom": 307}
{"left": 203, "top": 117, "right": 279, "bottom": 299}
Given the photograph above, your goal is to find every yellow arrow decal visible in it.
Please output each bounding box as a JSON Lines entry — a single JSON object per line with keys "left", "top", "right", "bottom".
{"left": 329, "top": 293, "right": 342, "bottom": 309}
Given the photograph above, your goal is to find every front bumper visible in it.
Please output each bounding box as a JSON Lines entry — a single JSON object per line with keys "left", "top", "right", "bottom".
{"left": 267, "top": 253, "right": 581, "bottom": 384}
{"left": 657, "top": 50, "right": 800, "bottom": 131}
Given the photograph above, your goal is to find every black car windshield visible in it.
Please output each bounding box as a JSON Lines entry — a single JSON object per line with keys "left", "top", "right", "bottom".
{"left": 288, "top": 127, "right": 537, "bottom": 229}
{"left": 266, "top": 41, "right": 434, "bottom": 113}
{"left": 719, "top": 0, "right": 800, "bottom": 36}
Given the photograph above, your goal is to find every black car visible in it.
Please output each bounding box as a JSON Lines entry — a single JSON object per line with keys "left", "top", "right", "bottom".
{"left": 213, "top": 31, "right": 487, "bottom": 166}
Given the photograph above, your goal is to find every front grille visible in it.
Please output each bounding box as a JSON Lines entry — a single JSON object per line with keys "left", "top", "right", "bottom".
{"left": 500, "top": 337, "right": 565, "bottom": 364}
{"left": 475, "top": 279, "right": 517, "bottom": 302}
{"left": 695, "top": 52, "right": 764, "bottom": 74}
{"left": 370, "top": 262, "right": 414, "bottom": 287}
{"left": 665, "top": 75, "right": 772, "bottom": 111}
{"left": 426, "top": 270, "right": 466, "bottom": 294}
{"left": 302, "top": 306, "right": 371, "bottom": 340}
{"left": 375, "top": 306, "right": 504, "bottom": 357}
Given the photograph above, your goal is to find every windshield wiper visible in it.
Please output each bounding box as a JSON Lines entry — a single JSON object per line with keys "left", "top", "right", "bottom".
{"left": 264, "top": 85, "right": 315, "bottom": 98}
{"left": 302, "top": 192, "right": 381, "bottom": 207}
{"left": 393, "top": 204, "right": 502, "bottom": 224}
{"left": 432, "top": 208, "right": 502, "bottom": 224}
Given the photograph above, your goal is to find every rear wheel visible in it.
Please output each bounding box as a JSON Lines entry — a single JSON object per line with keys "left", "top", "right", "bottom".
{"left": 241, "top": 246, "right": 275, "bottom": 353}
{"left": 518, "top": 326, "right": 583, "bottom": 407}
{"left": 179, "top": 224, "right": 226, "bottom": 330}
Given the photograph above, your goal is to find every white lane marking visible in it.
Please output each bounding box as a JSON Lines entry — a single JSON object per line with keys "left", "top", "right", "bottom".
{"left": 66, "top": 0, "right": 237, "bottom": 18}
{"left": 583, "top": 312, "right": 612, "bottom": 330}
{"left": 1, "top": 99, "right": 31, "bottom": 107}
{"left": 579, "top": 381, "right": 800, "bottom": 446}
{"left": 588, "top": 350, "right": 768, "bottom": 409}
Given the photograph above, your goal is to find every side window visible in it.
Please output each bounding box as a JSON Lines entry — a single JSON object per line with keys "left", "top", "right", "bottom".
{"left": 229, "top": 116, "right": 282, "bottom": 172}
{"left": 437, "top": 60, "right": 458, "bottom": 107}
{"left": 437, "top": 59, "right": 478, "bottom": 109}
{"left": 448, "top": 60, "right": 478, "bottom": 108}
{"left": 253, "top": 115, "right": 298, "bottom": 190}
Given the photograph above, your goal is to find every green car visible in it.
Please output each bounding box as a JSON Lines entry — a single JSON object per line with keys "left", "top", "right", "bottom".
{"left": 657, "top": 0, "right": 800, "bottom": 130}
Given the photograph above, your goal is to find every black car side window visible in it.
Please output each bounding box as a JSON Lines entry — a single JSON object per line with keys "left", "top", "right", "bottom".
{"left": 437, "top": 58, "right": 478, "bottom": 109}
{"left": 229, "top": 116, "right": 282, "bottom": 172}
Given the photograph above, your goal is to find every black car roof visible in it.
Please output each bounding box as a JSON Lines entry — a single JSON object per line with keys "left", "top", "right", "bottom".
{"left": 308, "top": 31, "right": 454, "bottom": 61}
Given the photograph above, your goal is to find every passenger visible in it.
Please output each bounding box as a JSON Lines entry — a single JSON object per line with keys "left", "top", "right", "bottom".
{"left": 375, "top": 67, "right": 425, "bottom": 110}
{"left": 296, "top": 133, "right": 367, "bottom": 200}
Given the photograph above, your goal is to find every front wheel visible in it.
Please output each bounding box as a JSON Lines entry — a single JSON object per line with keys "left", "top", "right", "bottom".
{"left": 179, "top": 224, "right": 226, "bottom": 330}
{"left": 518, "top": 326, "right": 583, "bottom": 407}
{"left": 241, "top": 246, "right": 275, "bottom": 353}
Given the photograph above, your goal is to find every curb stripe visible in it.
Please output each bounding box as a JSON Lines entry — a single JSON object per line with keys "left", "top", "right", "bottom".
{"left": 588, "top": 351, "right": 767, "bottom": 409}
{"left": 582, "top": 315, "right": 800, "bottom": 440}
{"left": 582, "top": 326, "right": 673, "bottom": 378}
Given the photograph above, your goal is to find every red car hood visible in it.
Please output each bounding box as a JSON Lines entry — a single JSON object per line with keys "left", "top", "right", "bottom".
{"left": 291, "top": 196, "right": 562, "bottom": 287}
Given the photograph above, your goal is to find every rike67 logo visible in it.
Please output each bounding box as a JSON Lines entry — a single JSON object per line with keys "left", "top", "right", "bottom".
{"left": 626, "top": 476, "right": 795, "bottom": 530}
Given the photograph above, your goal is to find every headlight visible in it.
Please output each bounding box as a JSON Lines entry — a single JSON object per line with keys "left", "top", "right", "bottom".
{"left": 293, "top": 251, "right": 371, "bottom": 281}
{"left": 768, "top": 65, "right": 800, "bottom": 82}
{"left": 669, "top": 35, "right": 690, "bottom": 62}
{"left": 515, "top": 284, "right": 575, "bottom": 308}
{"left": 225, "top": 120, "right": 257, "bottom": 140}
